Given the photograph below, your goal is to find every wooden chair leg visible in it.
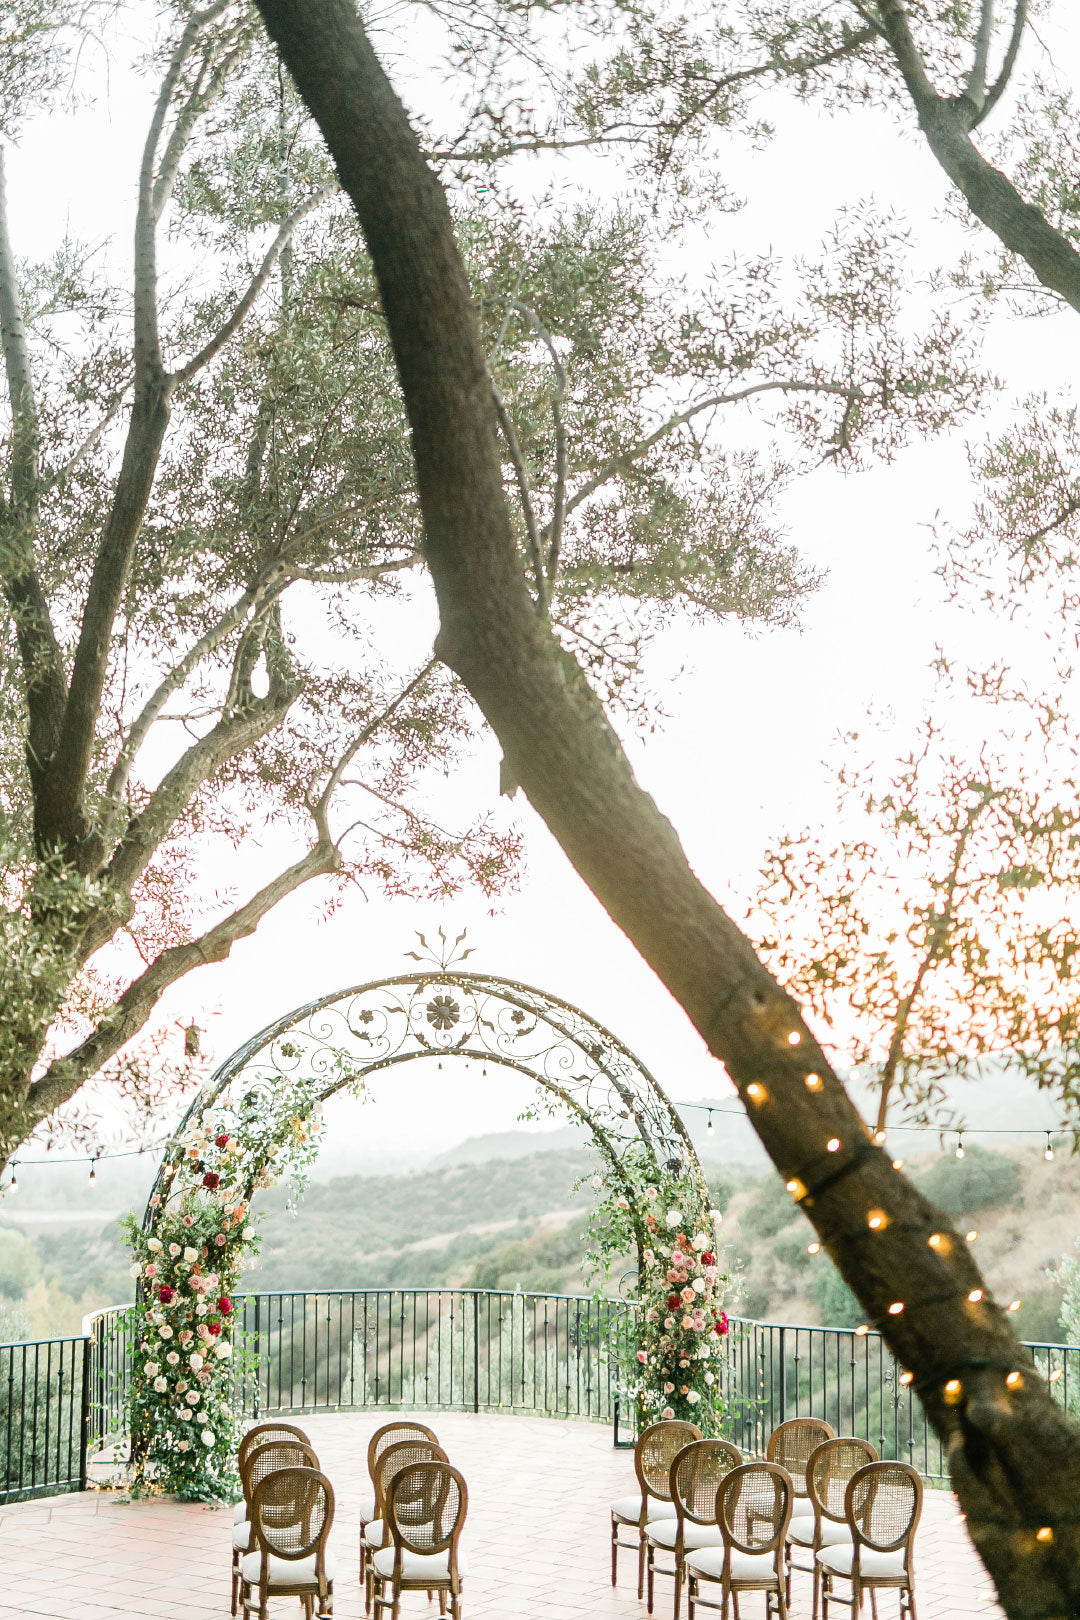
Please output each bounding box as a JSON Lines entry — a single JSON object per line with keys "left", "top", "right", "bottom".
{"left": 674, "top": 1562, "right": 683, "bottom": 1620}
{"left": 611, "top": 1516, "right": 619, "bottom": 1587}
{"left": 869, "top": 1590, "right": 879, "bottom": 1620}
{"left": 646, "top": 1541, "right": 656, "bottom": 1614}
{"left": 638, "top": 1528, "right": 648, "bottom": 1600}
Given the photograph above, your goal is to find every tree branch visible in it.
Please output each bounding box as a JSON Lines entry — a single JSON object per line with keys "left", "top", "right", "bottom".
{"left": 0, "top": 144, "right": 68, "bottom": 790}
{"left": 254, "top": 2, "right": 1080, "bottom": 1607}
{"left": 976, "top": 2, "right": 1028, "bottom": 128}
{"left": 491, "top": 383, "right": 545, "bottom": 608}
{"left": 30, "top": 836, "right": 341, "bottom": 1122}
{"left": 170, "top": 184, "right": 337, "bottom": 386}
{"left": 964, "top": 0, "right": 995, "bottom": 111}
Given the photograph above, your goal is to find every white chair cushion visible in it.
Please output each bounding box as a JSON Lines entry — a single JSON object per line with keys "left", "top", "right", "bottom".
{"left": 817, "top": 1545, "right": 908, "bottom": 1579}
{"left": 240, "top": 1550, "right": 336, "bottom": 1589}
{"left": 685, "top": 1547, "right": 780, "bottom": 1584}
{"left": 789, "top": 1515, "right": 853, "bottom": 1549}
{"left": 646, "top": 1519, "right": 724, "bottom": 1551}
{"left": 363, "top": 1518, "right": 385, "bottom": 1548}
{"left": 233, "top": 1500, "right": 248, "bottom": 1525}
{"left": 232, "top": 1521, "right": 251, "bottom": 1552}
{"left": 611, "top": 1494, "right": 677, "bottom": 1524}
{"left": 358, "top": 1490, "right": 377, "bottom": 1522}
{"left": 372, "top": 1547, "right": 469, "bottom": 1581}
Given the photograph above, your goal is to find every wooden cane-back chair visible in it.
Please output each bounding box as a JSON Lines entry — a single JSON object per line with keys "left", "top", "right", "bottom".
{"left": 766, "top": 1418, "right": 836, "bottom": 1497}
{"left": 645, "top": 1440, "right": 742, "bottom": 1619}
{"left": 359, "top": 1423, "right": 440, "bottom": 1574}
{"left": 685, "top": 1461, "right": 793, "bottom": 1618}
{"left": 373, "top": 1460, "right": 468, "bottom": 1620}
{"left": 819, "top": 1461, "right": 922, "bottom": 1620}
{"left": 611, "top": 1421, "right": 703, "bottom": 1599}
{"left": 363, "top": 1439, "right": 448, "bottom": 1613}
{"left": 789, "top": 1438, "right": 878, "bottom": 1620}
{"left": 231, "top": 1439, "right": 319, "bottom": 1616}
{"left": 241, "top": 1465, "right": 335, "bottom": 1620}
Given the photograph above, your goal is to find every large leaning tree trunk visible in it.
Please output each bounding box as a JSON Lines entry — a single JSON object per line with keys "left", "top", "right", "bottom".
{"left": 254, "top": 2, "right": 1080, "bottom": 1612}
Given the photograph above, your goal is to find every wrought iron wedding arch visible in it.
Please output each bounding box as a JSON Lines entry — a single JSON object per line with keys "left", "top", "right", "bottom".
{"left": 143, "top": 965, "right": 710, "bottom": 1254}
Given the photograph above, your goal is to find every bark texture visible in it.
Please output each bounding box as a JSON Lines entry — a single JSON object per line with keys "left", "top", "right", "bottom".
{"left": 252, "top": 2, "right": 1080, "bottom": 1613}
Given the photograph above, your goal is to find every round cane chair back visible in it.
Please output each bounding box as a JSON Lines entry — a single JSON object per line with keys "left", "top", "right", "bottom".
{"left": 238, "top": 1422, "right": 312, "bottom": 1480}
{"left": 250, "top": 1465, "right": 335, "bottom": 1563}
{"left": 635, "top": 1420, "right": 703, "bottom": 1508}
{"left": 846, "top": 1461, "right": 923, "bottom": 1554}
{"left": 717, "top": 1462, "right": 793, "bottom": 1557}
{"left": 373, "top": 1438, "right": 448, "bottom": 1522}
{"left": 367, "top": 1420, "right": 440, "bottom": 1487}
{"left": 671, "top": 1440, "right": 743, "bottom": 1526}
{"left": 242, "top": 1438, "right": 319, "bottom": 1510}
{"left": 388, "top": 1460, "right": 468, "bottom": 1559}
{"left": 766, "top": 1417, "right": 835, "bottom": 1494}
{"left": 806, "top": 1438, "right": 879, "bottom": 1525}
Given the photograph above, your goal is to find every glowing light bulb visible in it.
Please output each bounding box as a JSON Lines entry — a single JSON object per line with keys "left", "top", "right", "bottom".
{"left": 826, "top": 1137, "right": 841, "bottom": 1153}
{"left": 1006, "top": 1370, "right": 1023, "bottom": 1389}
{"left": 928, "top": 1233, "right": 945, "bottom": 1251}
{"left": 867, "top": 1210, "right": 886, "bottom": 1231}
{"left": 807, "top": 1242, "right": 822, "bottom": 1256}
{"left": 1045, "top": 1133, "right": 1055, "bottom": 1161}
{"left": 1008, "top": 1299, "right": 1022, "bottom": 1312}
{"left": 706, "top": 1112, "right": 715, "bottom": 1136}
{"left": 6, "top": 1165, "right": 16, "bottom": 1195}
{"left": 787, "top": 1031, "right": 802, "bottom": 1046}
{"left": 786, "top": 1179, "right": 806, "bottom": 1199}
{"left": 746, "top": 1083, "right": 765, "bottom": 1102}
{"left": 805, "top": 1073, "right": 822, "bottom": 1091}
{"left": 965, "top": 1230, "right": 978, "bottom": 1243}
{"left": 899, "top": 1371, "right": 913, "bottom": 1386}
{"left": 1036, "top": 1527, "right": 1053, "bottom": 1544}
{"left": 955, "top": 1136, "right": 965, "bottom": 1159}
{"left": 855, "top": 1324, "right": 870, "bottom": 1337}
{"left": 1050, "top": 1369, "right": 1063, "bottom": 1383}
{"left": 943, "top": 1379, "right": 963, "bottom": 1404}
{"left": 892, "top": 1159, "right": 904, "bottom": 1170}
{"left": 967, "top": 1289, "right": 983, "bottom": 1304}
{"left": 888, "top": 1301, "right": 904, "bottom": 1316}
{"left": 89, "top": 1159, "right": 97, "bottom": 1187}
{"left": 873, "top": 1129, "right": 887, "bottom": 1145}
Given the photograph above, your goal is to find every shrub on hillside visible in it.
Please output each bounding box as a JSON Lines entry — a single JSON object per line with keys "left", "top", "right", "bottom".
{"left": 914, "top": 1145, "right": 1021, "bottom": 1217}
{"left": 741, "top": 1176, "right": 798, "bottom": 1239}
{"left": 812, "top": 1262, "right": 863, "bottom": 1331}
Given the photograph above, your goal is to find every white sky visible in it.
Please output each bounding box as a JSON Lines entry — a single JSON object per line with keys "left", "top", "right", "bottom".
{"left": 10, "top": 4, "right": 1080, "bottom": 1170}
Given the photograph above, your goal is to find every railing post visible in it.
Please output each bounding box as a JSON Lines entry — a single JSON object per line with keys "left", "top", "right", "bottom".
{"left": 472, "top": 1291, "right": 480, "bottom": 1413}
{"left": 253, "top": 1296, "right": 262, "bottom": 1419}
{"left": 78, "top": 1335, "right": 92, "bottom": 1490}
{"left": 778, "top": 1325, "right": 788, "bottom": 1427}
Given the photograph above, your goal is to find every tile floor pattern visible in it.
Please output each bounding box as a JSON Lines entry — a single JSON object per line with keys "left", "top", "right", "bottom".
{"left": 0, "top": 1411, "right": 1004, "bottom": 1619}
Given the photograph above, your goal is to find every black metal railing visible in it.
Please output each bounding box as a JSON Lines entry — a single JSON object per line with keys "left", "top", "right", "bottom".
{"left": 4, "top": 1291, "right": 1080, "bottom": 1502}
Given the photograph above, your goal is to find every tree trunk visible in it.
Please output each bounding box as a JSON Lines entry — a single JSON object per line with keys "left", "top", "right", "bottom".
{"left": 252, "top": 2, "right": 1080, "bottom": 1611}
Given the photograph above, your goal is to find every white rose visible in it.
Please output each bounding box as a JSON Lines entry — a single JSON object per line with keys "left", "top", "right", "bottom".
{"left": 666, "top": 1209, "right": 682, "bottom": 1227}
{"left": 178, "top": 1407, "right": 192, "bottom": 1421}
{"left": 710, "top": 1209, "right": 724, "bottom": 1227}
{"left": 166, "top": 1351, "right": 180, "bottom": 1366}
{"left": 195, "top": 1301, "right": 207, "bottom": 1316}
{"left": 186, "top": 1388, "right": 201, "bottom": 1404}
{"left": 189, "top": 1352, "right": 203, "bottom": 1371}
{"left": 159, "top": 1325, "right": 173, "bottom": 1340}
{"left": 692, "top": 1233, "right": 708, "bottom": 1251}
{"left": 692, "top": 1277, "right": 706, "bottom": 1293}
{"left": 201, "top": 1429, "right": 215, "bottom": 1447}
{"left": 144, "top": 1362, "right": 160, "bottom": 1377}
{"left": 147, "top": 1238, "right": 163, "bottom": 1252}
{"left": 178, "top": 1439, "right": 190, "bottom": 1452}
{"left": 183, "top": 1246, "right": 198, "bottom": 1263}
{"left": 705, "top": 1372, "right": 715, "bottom": 1385}
{"left": 243, "top": 1226, "right": 255, "bottom": 1240}
{"left": 215, "top": 1341, "right": 233, "bottom": 1360}
{"left": 152, "top": 1376, "right": 168, "bottom": 1393}
{"left": 591, "top": 1174, "right": 603, "bottom": 1189}
{"left": 644, "top": 1187, "right": 658, "bottom": 1201}
{"left": 686, "top": 1390, "right": 701, "bottom": 1404}
{"left": 643, "top": 1249, "right": 655, "bottom": 1264}
{"left": 129, "top": 1262, "right": 143, "bottom": 1278}
{"left": 168, "top": 1243, "right": 181, "bottom": 1257}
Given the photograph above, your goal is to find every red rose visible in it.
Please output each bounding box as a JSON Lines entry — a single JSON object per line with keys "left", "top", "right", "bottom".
{"left": 217, "top": 1297, "right": 232, "bottom": 1315}
{"left": 158, "top": 1286, "right": 174, "bottom": 1303}
{"left": 667, "top": 1295, "right": 681, "bottom": 1310}
{"left": 202, "top": 1172, "right": 220, "bottom": 1189}
{"left": 215, "top": 1133, "right": 229, "bottom": 1149}
{"left": 701, "top": 1252, "right": 715, "bottom": 1266}
{"left": 208, "top": 1321, "right": 222, "bottom": 1336}
{"left": 714, "top": 1312, "right": 729, "bottom": 1337}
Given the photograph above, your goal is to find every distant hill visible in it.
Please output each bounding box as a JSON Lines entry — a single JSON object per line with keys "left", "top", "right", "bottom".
{"left": 428, "top": 1125, "right": 588, "bottom": 1167}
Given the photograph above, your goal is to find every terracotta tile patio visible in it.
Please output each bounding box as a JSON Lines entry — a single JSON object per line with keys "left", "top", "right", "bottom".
{"left": 0, "top": 1411, "right": 1003, "bottom": 1618}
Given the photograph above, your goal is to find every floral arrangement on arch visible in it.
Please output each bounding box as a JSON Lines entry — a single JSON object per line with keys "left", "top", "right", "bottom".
{"left": 120, "top": 1077, "right": 323, "bottom": 1501}
{"left": 584, "top": 1151, "right": 730, "bottom": 1434}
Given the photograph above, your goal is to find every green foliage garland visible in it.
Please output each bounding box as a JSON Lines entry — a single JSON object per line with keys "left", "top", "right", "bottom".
{"left": 121, "top": 1079, "right": 323, "bottom": 1501}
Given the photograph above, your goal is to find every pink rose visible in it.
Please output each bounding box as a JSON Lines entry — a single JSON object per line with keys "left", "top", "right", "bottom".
{"left": 144, "top": 1263, "right": 158, "bottom": 1278}
{"left": 214, "top": 1233, "right": 227, "bottom": 1247}
{"left": 680, "top": 1287, "right": 695, "bottom": 1304}
{"left": 182, "top": 1215, "right": 195, "bottom": 1228}
{"left": 637, "top": 1350, "right": 648, "bottom": 1364}
{"left": 661, "top": 1407, "right": 675, "bottom": 1420}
